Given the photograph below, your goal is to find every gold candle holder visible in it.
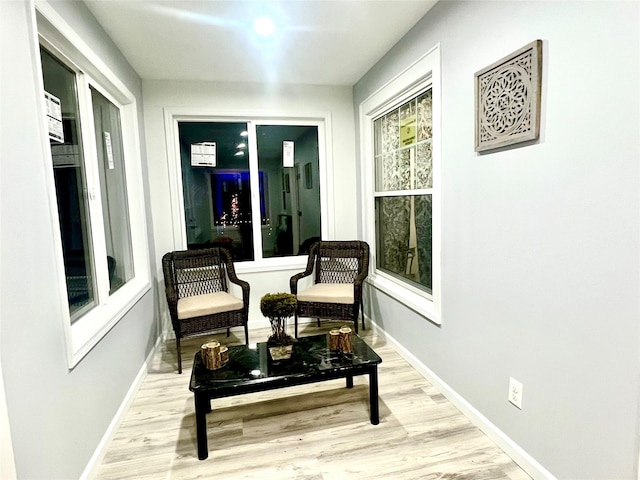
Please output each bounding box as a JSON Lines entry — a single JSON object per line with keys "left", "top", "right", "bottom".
{"left": 338, "top": 326, "right": 353, "bottom": 354}
{"left": 219, "top": 345, "right": 229, "bottom": 365}
{"left": 201, "top": 341, "right": 222, "bottom": 370}
{"left": 329, "top": 329, "right": 341, "bottom": 350}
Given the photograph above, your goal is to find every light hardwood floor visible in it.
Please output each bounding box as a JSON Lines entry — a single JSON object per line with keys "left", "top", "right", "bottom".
{"left": 94, "top": 322, "right": 531, "bottom": 480}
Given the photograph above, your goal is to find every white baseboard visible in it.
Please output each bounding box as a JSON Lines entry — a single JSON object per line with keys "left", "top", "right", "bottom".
{"left": 248, "top": 316, "right": 271, "bottom": 331}
{"left": 80, "top": 335, "right": 162, "bottom": 480}
{"left": 366, "top": 317, "right": 557, "bottom": 480}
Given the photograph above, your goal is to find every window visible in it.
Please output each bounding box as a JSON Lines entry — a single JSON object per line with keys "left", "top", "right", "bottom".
{"left": 41, "top": 47, "right": 98, "bottom": 318}
{"left": 37, "top": 8, "right": 149, "bottom": 366}
{"left": 176, "top": 120, "right": 322, "bottom": 263}
{"left": 374, "top": 90, "right": 433, "bottom": 293}
{"left": 42, "top": 44, "right": 136, "bottom": 318}
{"left": 360, "top": 45, "right": 441, "bottom": 323}
{"left": 90, "top": 87, "right": 135, "bottom": 295}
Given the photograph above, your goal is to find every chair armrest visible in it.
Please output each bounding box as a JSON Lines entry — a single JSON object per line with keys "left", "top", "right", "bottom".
{"left": 290, "top": 243, "right": 318, "bottom": 294}
{"left": 230, "top": 277, "right": 250, "bottom": 306}
{"left": 290, "top": 271, "right": 311, "bottom": 294}
{"left": 162, "top": 253, "right": 179, "bottom": 318}
{"left": 353, "top": 242, "right": 370, "bottom": 292}
{"left": 353, "top": 271, "right": 369, "bottom": 289}
{"left": 162, "top": 281, "right": 180, "bottom": 331}
{"left": 352, "top": 276, "right": 367, "bottom": 304}
{"left": 164, "top": 283, "right": 177, "bottom": 306}
{"left": 352, "top": 244, "right": 369, "bottom": 303}
{"left": 221, "top": 248, "right": 250, "bottom": 307}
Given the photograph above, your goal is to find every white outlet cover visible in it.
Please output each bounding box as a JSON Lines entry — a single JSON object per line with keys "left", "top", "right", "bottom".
{"left": 509, "top": 377, "right": 523, "bottom": 409}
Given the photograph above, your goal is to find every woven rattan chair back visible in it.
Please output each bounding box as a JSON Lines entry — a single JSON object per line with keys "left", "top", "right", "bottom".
{"left": 315, "top": 243, "right": 366, "bottom": 284}
{"left": 172, "top": 251, "right": 228, "bottom": 298}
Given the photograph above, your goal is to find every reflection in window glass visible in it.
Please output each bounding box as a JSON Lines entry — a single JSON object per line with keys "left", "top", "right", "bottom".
{"left": 178, "top": 122, "right": 255, "bottom": 261}
{"left": 256, "top": 125, "right": 321, "bottom": 258}
{"left": 373, "top": 89, "right": 433, "bottom": 293}
{"left": 91, "top": 87, "right": 134, "bottom": 294}
{"left": 375, "top": 195, "right": 432, "bottom": 292}
{"left": 40, "top": 47, "right": 96, "bottom": 319}
{"left": 177, "top": 122, "right": 322, "bottom": 262}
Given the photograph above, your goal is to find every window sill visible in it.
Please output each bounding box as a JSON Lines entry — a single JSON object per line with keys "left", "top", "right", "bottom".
{"left": 67, "top": 278, "right": 151, "bottom": 368}
{"left": 367, "top": 272, "right": 441, "bottom": 325}
{"left": 235, "top": 255, "right": 309, "bottom": 274}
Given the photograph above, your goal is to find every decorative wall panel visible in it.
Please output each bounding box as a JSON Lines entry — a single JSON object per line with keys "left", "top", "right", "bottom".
{"left": 474, "top": 40, "right": 542, "bottom": 152}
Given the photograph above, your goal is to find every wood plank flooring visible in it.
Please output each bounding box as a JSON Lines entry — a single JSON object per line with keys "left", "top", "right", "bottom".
{"left": 94, "top": 322, "right": 531, "bottom": 480}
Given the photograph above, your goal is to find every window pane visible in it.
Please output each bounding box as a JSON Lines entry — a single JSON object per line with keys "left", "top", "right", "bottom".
{"left": 383, "top": 110, "right": 400, "bottom": 152}
{"left": 257, "top": 125, "right": 321, "bottom": 258}
{"left": 178, "top": 122, "right": 254, "bottom": 261}
{"left": 40, "top": 47, "right": 96, "bottom": 319}
{"left": 399, "top": 99, "right": 417, "bottom": 147}
{"left": 416, "top": 142, "right": 433, "bottom": 189}
{"left": 374, "top": 91, "right": 432, "bottom": 193}
{"left": 375, "top": 195, "right": 432, "bottom": 293}
{"left": 373, "top": 117, "right": 384, "bottom": 157}
{"left": 90, "top": 87, "right": 134, "bottom": 294}
{"left": 417, "top": 90, "right": 433, "bottom": 142}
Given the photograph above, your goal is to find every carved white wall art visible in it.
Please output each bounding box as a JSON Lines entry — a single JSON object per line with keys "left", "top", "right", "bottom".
{"left": 475, "top": 40, "right": 542, "bottom": 152}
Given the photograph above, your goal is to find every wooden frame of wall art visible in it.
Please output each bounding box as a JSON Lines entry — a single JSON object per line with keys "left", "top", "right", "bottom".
{"left": 474, "top": 39, "right": 542, "bottom": 152}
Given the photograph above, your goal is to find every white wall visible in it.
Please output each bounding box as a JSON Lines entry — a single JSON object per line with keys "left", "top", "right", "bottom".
{"left": 0, "top": 1, "right": 157, "bottom": 478}
{"left": 354, "top": 1, "right": 640, "bottom": 478}
{"left": 143, "top": 80, "right": 356, "bottom": 326}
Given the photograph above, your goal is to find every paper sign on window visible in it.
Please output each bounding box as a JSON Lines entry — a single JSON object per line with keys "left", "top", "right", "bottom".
{"left": 191, "top": 142, "right": 216, "bottom": 167}
{"left": 104, "top": 131, "right": 115, "bottom": 169}
{"left": 44, "top": 91, "right": 64, "bottom": 143}
{"left": 283, "top": 141, "right": 294, "bottom": 167}
{"left": 400, "top": 113, "right": 416, "bottom": 147}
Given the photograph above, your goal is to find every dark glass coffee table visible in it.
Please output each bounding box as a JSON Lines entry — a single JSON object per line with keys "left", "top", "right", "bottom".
{"left": 189, "top": 333, "right": 382, "bottom": 460}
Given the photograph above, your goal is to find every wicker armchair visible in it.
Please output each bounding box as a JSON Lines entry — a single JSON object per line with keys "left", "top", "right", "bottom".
{"left": 162, "top": 247, "right": 249, "bottom": 373}
{"left": 290, "top": 241, "right": 369, "bottom": 337}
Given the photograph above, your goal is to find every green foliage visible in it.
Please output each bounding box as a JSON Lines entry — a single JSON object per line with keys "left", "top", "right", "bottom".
{"left": 260, "top": 293, "right": 297, "bottom": 346}
{"left": 260, "top": 292, "right": 297, "bottom": 319}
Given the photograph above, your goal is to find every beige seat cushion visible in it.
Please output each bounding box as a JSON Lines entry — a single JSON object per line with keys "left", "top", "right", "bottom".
{"left": 177, "top": 291, "right": 243, "bottom": 320}
{"left": 297, "top": 283, "right": 354, "bottom": 304}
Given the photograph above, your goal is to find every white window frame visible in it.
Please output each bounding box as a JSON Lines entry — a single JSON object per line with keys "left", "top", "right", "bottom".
{"left": 33, "top": 1, "right": 151, "bottom": 367}
{"left": 164, "top": 109, "right": 333, "bottom": 274}
{"left": 359, "top": 44, "right": 442, "bottom": 324}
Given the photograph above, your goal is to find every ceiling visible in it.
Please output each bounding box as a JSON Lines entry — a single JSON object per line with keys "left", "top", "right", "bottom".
{"left": 84, "top": 0, "right": 438, "bottom": 86}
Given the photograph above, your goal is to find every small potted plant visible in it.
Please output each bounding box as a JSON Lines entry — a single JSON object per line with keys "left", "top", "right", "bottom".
{"left": 260, "top": 292, "right": 297, "bottom": 360}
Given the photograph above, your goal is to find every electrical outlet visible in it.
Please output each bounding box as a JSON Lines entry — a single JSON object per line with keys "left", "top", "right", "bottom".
{"left": 508, "top": 377, "right": 523, "bottom": 409}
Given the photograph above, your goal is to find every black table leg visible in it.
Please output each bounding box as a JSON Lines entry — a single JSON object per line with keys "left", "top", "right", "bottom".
{"left": 369, "top": 365, "right": 379, "bottom": 425}
{"left": 346, "top": 374, "right": 353, "bottom": 389}
{"left": 194, "top": 393, "right": 209, "bottom": 460}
